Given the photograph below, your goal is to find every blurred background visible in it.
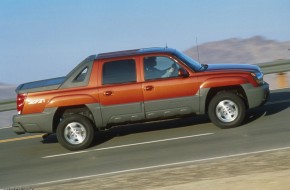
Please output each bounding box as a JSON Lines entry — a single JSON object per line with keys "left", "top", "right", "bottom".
{"left": 1, "top": 0, "right": 290, "bottom": 127}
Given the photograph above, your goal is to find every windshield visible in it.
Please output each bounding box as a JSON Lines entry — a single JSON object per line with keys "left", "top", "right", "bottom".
{"left": 175, "top": 51, "right": 202, "bottom": 71}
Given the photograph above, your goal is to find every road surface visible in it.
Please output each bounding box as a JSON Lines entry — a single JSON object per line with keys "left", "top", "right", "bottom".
{"left": 0, "top": 88, "right": 290, "bottom": 189}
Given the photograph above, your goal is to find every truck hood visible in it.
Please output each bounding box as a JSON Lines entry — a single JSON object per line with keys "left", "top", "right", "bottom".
{"left": 205, "top": 63, "right": 261, "bottom": 73}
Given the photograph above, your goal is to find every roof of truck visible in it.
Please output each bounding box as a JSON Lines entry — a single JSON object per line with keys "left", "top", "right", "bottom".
{"left": 95, "top": 47, "right": 177, "bottom": 60}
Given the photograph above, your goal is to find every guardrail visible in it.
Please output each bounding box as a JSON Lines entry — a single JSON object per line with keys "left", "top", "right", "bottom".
{"left": 0, "top": 59, "right": 290, "bottom": 112}
{"left": 0, "top": 99, "right": 16, "bottom": 112}
{"left": 256, "top": 59, "right": 290, "bottom": 74}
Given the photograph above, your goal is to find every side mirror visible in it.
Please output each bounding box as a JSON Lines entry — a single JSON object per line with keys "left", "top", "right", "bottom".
{"left": 178, "top": 68, "right": 189, "bottom": 78}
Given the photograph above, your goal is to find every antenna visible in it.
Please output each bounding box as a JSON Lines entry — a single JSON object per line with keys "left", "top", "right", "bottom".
{"left": 165, "top": 43, "right": 168, "bottom": 48}
{"left": 196, "top": 37, "right": 200, "bottom": 63}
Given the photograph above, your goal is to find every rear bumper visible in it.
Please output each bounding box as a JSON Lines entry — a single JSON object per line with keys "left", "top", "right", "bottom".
{"left": 12, "top": 122, "right": 26, "bottom": 134}
{"left": 12, "top": 108, "right": 57, "bottom": 134}
{"left": 242, "top": 82, "right": 269, "bottom": 109}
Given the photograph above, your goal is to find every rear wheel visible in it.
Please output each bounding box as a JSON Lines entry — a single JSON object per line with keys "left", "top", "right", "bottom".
{"left": 56, "top": 114, "right": 95, "bottom": 151}
{"left": 208, "top": 91, "right": 246, "bottom": 128}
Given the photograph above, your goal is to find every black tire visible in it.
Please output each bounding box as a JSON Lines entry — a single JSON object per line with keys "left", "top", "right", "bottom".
{"left": 56, "top": 114, "right": 95, "bottom": 151}
{"left": 208, "top": 91, "right": 246, "bottom": 129}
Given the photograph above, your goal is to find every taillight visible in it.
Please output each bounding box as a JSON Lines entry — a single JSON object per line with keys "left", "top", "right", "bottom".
{"left": 17, "top": 93, "right": 27, "bottom": 114}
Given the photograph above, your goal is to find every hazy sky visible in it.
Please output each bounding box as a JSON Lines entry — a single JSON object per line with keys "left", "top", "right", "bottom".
{"left": 1, "top": 0, "right": 290, "bottom": 85}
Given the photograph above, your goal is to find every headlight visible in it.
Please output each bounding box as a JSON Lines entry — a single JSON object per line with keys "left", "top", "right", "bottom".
{"left": 251, "top": 71, "right": 264, "bottom": 85}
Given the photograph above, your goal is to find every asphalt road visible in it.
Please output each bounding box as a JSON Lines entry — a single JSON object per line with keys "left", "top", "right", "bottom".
{"left": 1, "top": 88, "right": 290, "bottom": 189}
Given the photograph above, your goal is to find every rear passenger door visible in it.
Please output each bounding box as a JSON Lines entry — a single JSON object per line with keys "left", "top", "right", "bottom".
{"left": 98, "top": 58, "right": 145, "bottom": 126}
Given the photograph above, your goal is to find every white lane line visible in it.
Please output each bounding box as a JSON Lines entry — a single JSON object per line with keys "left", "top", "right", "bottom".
{"left": 28, "top": 146, "right": 290, "bottom": 188}
{"left": 42, "top": 133, "right": 214, "bottom": 159}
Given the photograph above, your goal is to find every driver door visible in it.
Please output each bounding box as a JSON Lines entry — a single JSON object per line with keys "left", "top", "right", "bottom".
{"left": 142, "top": 55, "right": 199, "bottom": 119}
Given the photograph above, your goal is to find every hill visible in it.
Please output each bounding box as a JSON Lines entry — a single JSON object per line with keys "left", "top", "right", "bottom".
{"left": 184, "top": 36, "right": 290, "bottom": 64}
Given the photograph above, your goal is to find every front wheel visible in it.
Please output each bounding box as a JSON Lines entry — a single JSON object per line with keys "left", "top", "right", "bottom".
{"left": 208, "top": 92, "right": 246, "bottom": 129}
{"left": 56, "top": 114, "right": 95, "bottom": 151}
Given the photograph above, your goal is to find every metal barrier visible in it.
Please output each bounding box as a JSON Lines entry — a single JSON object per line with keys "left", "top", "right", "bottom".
{"left": 0, "top": 59, "right": 290, "bottom": 112}
{"left": 0, "top": 99, "right": 16, "bottom": 112}
{"left": 256, "top": 59, "right": 290, "bottom": 74}
{"left": 257, "top": 59, "right": 290, "bottom": 89}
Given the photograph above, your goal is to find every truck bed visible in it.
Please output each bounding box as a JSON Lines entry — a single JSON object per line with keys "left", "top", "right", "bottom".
{"left": 16, "top": 77, "right": 66, "bottom": 94}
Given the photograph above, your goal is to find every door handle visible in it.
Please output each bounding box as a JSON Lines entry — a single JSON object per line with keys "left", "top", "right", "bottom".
{"left": 144, "top": 85, "right": 154, "bottom": 91}
{"left": 104, "top": 91, "right": 113, "bottom": 96}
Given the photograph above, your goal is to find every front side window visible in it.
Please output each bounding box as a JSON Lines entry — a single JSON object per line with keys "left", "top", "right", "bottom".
{"left": 143, "top": 56, "right": 180, "bottom": 80}
{"left": 102, "top": 59, "right": 136, "bottom": 85}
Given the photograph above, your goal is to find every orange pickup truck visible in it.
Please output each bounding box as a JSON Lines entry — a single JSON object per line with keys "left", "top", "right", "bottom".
{"left": 13, "top": 47, "right": 269, "bottom": 150}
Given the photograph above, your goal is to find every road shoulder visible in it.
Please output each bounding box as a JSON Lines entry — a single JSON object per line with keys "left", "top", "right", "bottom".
{"left": 36, "top": 148, "right": 290, "bottom": 190}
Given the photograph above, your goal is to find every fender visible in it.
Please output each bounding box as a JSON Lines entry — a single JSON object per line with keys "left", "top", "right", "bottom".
{"left": 200, "top": 76, "right": 248, "bottom": 89}
{"left": 46, "top": 94, "right": 97, "bottom": 108}
{"left": 198, "top": 76, "right": 248, "bottom": 115}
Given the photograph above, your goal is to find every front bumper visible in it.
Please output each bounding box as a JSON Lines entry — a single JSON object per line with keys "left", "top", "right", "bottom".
{"left": 242, "top": 82, "right": 269, "bottom": 109}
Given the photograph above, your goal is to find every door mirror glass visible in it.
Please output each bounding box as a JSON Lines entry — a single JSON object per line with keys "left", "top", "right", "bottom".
{"left": 178, "top": 68, "right": 189, "bottom": 78}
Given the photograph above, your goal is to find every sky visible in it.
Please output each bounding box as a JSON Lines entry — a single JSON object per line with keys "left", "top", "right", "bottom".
{"left": 0, "top": 0, "right": 290, "bottom": 85}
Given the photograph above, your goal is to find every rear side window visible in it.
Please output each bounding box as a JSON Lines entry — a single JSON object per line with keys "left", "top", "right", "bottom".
{"left": 74, "top": 67, "right": 88, "bottom": 82}
{"left": 102, "top": 59, "right": 136, "bottom": 85}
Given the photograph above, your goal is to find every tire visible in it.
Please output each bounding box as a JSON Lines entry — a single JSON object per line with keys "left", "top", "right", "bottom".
{"left": 56, "top": 114, "right": 95, "bottom": 151}
{"left": 208, "top": 91, "right": 246, "bottom": 129}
